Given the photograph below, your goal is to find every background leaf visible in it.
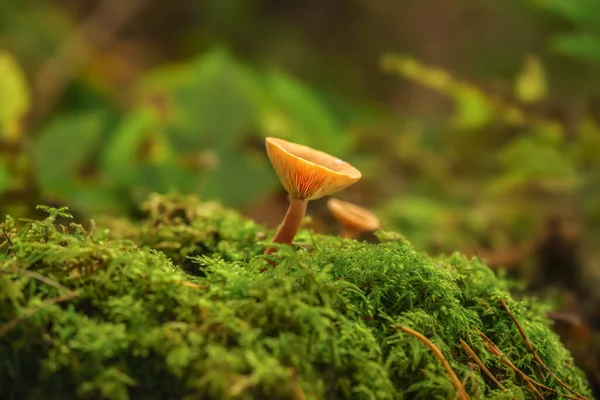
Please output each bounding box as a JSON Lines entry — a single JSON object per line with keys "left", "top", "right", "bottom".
{"left": 0, "top": 51, "right": 30, "bottom": 141}
{"left": 34, "top": 112, "right": 106, "bottom": 195}
{"left": 162, "top": 50, "right": 257, "bottom": 152}
{"left": 256, "top": 69, "right": 349, "bottom": 155}
{"left": 550, "top": 33, "right": 600, "bottom": 65}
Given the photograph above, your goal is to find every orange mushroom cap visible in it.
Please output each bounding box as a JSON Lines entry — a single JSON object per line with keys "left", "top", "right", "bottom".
{"left": 265, "top": 137, "right": 361, "bottom": 201}
{"left": 327, "top": 198, "right": 380, "bottom": 232}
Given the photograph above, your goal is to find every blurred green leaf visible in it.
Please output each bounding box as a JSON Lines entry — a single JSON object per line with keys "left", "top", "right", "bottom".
{"left": 101, "top": 107, "right": 158, "bottom": 186}
{"left": 256, "top": 69, "right": 348, "bottom": 155}
{"left": 128, "top": 50, "right": 351, "bottom": 208}
{"left": 550, "top": 33, "right": 600, "bottom": 65}
{"left": 450, "top": 86, "right": 494, "bottom": 130}
{"left": 494, "top": 135, "right": 578, "bottom": 192}
{"left": 380, "top": 196, "right": 448, "bottom": 248}
{"left": 200, "top": 150, "right": 277, "bottom": 208}
{"left": 137, "top": 161, "right": 198, "bottom": 197}
{"left": 34, "top": 112, "right": 106, "bottom": 194}
{"left": 514, "top": 55, "right": 547, "bottom": 104}
{"left": 61, "top": 184, "right": 124, "bottom": 215}
{"left": 164, "top": 50, "right": 257, "bottom": 152}
{"left": 0, "top": 51, "right": 30, "bottom": 141}
{"left": 102, "top": 106, "right": 203, "bottom": 200}
{"left": 137, "top": 63, "right": 196, "bottom": 96}
{"left": 533, "top": 0, "right": 600, "bottom": 32}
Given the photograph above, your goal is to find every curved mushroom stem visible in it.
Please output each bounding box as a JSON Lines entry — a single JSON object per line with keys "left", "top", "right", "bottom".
{"left": 264, "top": 197, "right": 308, "bottom": 256}
{"left": 339, "top": 226, "right": 358, "bottom": 239}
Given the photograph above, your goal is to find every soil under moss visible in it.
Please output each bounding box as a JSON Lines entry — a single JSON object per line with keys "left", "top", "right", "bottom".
{"left": 0, "top": 193, "right": 593, "bottom": 399}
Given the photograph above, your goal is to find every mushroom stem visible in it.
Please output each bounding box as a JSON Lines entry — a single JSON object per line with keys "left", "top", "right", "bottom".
{"left": 264, "top": 197, "right": 308, "bottom": 255}
{"left": 339, "top": 227, "right": 357, "bottom": 239}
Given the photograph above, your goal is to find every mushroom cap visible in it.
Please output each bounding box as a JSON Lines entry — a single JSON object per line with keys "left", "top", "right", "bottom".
{"left": 265, "top": 137, "right": 362, "bottom": 201}
{"left": 327, "top": 198, "right": 380, "bottom": 232}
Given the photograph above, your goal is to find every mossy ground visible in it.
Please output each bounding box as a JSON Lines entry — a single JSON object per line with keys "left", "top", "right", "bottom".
{"left": 0, "top": 193, "right": 592, "bottom": 399}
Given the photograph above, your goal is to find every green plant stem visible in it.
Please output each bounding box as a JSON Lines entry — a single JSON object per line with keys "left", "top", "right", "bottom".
{"left": 264, "top": 197, "right": 307, "bottom": 256}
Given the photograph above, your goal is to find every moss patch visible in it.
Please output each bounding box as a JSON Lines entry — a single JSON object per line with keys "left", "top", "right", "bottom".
{"left": 0, "top": 194, "right": 592, "bottom": 399}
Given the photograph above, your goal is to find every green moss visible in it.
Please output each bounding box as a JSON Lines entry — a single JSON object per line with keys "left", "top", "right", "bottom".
{"left": 0, "top": 194, "right": 592, "bottom": 399}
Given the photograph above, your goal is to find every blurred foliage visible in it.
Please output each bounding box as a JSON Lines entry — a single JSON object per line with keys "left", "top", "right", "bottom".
{"left": 0, "top": 0, "right": 598, "bottom": 276}
{"left": 0, "top": 48, "right": 358, "bottom": 216}
{"left": 533, "top": 0, "right": 600, "bottom": 66}
{"left": 378, "top": 52, "right": 600, "bottom": 269}
{"left": 0, "top": 52, "right": 30, "bottom": 142}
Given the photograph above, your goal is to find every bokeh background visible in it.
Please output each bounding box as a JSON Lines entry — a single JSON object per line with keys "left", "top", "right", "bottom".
{"left": 1, "top": 0, "right": 600, "bottom": 394}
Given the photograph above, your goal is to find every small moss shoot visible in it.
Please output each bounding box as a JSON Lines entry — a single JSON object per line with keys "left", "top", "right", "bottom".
{"left": 0, "top": 193, "right": 592, "bottom": 399}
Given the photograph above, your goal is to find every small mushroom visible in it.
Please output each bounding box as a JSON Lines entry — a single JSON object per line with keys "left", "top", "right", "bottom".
{"left": 264, "top": 137, "right": 361, "bottom": 256}
{"left": 327, "top": 198, "right": 380, "bottom": 238}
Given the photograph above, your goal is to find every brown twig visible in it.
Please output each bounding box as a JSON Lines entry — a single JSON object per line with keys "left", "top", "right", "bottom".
{"left": 0, "top": 292, "right": 79, "bottom": 339}
{"left": 175, "top": 281, "right": 207, "bottom": 289}
{"left": 459, "top": 338, "right": 507, "bottom": 392}
{"left": 397, "top": 326, "right": 470, "bottom": 400}
{"left": 527, "top": 378, "right": 555, "bottom": 392}
{"left": 564, "top": 395, "right": 584, "bottom": 400}
{"left": 474, "top": 328, "right": 545, "bottom": 400}
{"left": 502, "top": 357, "right": 545, "bottom": 400}
{"left": 289, "top": 368, "right": 307, "bottom": 400}
{"left": 140, "top": 275, "right": 207, "bottom": 290}
{"left": 499, "top": 298, "right": 545, "bottom": 381}
{"left": 499, "top": 299, "right": 589, "bottom": 400}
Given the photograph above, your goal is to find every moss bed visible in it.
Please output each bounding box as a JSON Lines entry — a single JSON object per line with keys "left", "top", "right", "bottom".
{"left": 0, "top": 193, "right": 592, "bottom": 399}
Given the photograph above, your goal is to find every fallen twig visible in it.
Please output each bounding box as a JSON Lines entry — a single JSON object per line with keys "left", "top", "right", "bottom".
{"left": 459, "top": 338, "right": 506, "bottom": 392}
{"left": 397, "top": 326, "right": 470, "bottom": 400}
{"left": 289, "top": 368, "right": 307, "bottom": 400}
{"left": 499, "top": 298, "right": 545, "bottom": 381}
{"left": 475, "top": 328, "right": 545, "bottom": 400}
{"left": 564, "top": 394, "right": 584, "bottom": 400}
{"left": 499, "top": 298, "right": 589, "bottom": 400}
{"left": 175, "top": 281, "right": 207, "bottom": 289}
{"left": 503, "top": 357, "right": 545, "bottom": 400}
{"left": 526, "top": 377, "right": 554, "bottom": 392}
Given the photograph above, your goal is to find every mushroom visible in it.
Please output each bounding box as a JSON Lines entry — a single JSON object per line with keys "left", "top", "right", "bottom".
{"left": 327, "top": 198, "right": 380, "bottom": 238}
{"left": 264, "top": 137, "right": 361, "bottom": 256}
